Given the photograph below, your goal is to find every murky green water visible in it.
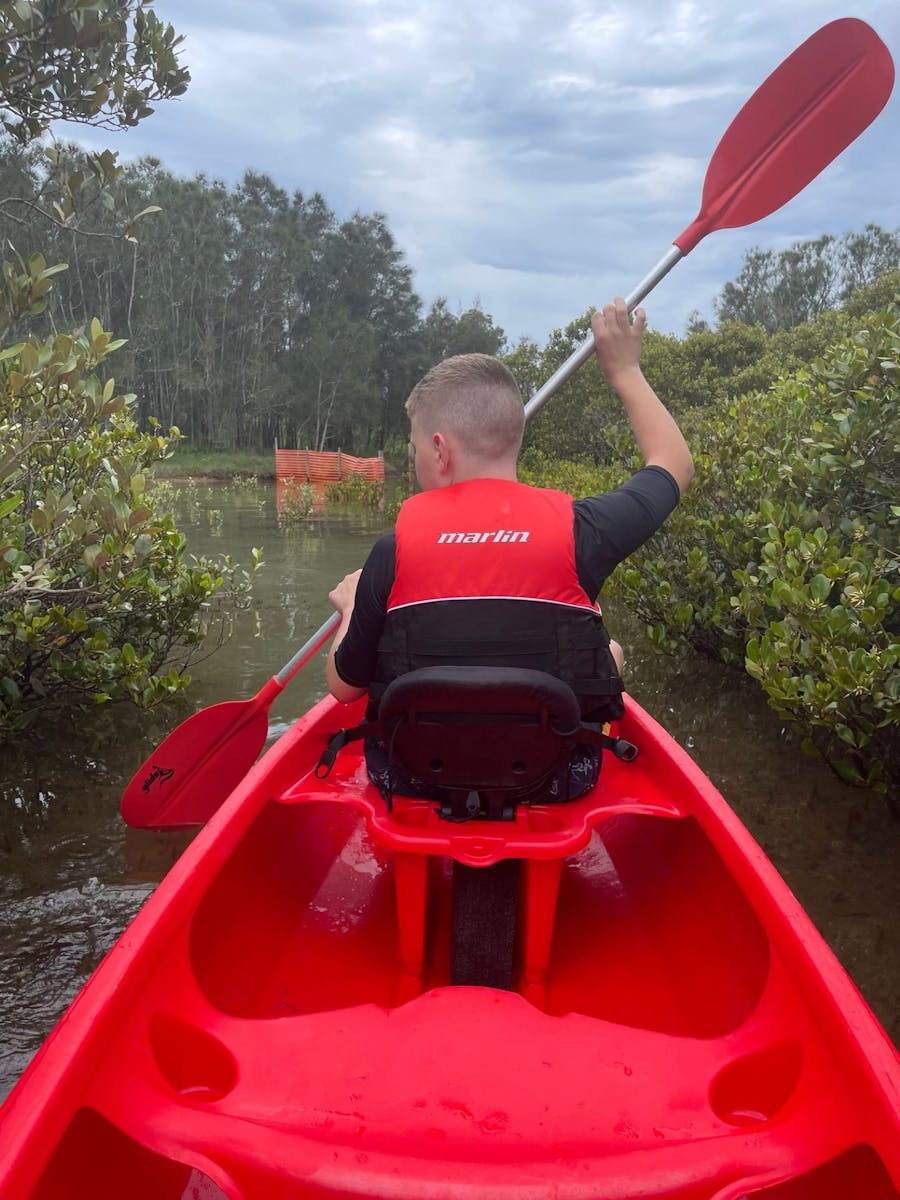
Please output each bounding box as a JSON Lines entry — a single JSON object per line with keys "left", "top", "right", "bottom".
{"left": 1, "top": 479, "right": 897, "bottom": 1099}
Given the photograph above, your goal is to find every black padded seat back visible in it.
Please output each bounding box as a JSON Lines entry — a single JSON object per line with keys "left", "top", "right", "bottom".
{"left": 377, "top": 665, "right": 582, "bottom": 802}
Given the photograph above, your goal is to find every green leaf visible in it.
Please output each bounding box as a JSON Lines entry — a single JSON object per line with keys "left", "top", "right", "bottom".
{"left": 0, "top": 491, "right": 24, "bottom": 520}
{"left": 833, "top": 760, "right": 865, "bottom": 785}
{"left": 810, "top": 574, "right": 831, "bottom": 603}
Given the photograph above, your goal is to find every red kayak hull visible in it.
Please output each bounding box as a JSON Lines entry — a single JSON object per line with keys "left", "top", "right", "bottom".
{"left": 1, "top": 694, "right": 898, "bottom": 1198}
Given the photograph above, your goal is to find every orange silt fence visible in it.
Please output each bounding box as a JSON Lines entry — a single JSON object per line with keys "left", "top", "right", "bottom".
{"left": 275, "top": 449, "right": 385, "bottom": 482}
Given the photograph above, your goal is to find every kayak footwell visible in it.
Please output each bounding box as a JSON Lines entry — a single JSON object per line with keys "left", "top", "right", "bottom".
{"left": 25, "top": 806, "right": 900, "bottom": 1198}
{"left": 29, "top": 1121, "right": 900, "bottom": 1200}
{"left": 5, "top": 698, "right": 900, "bottom": 1199}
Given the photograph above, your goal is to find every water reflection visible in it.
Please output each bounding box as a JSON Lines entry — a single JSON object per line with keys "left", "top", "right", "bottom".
{"left": 1, "top": 479, "right": 896, "bottom": 1100}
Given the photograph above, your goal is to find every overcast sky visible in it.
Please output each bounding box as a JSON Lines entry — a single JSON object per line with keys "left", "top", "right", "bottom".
{"left": 65, "top": 1, "right": 899, "bottom": 347}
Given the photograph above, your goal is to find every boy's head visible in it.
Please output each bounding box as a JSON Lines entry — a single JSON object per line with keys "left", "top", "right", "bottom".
{"left": 405, "top": 353, "right": 525, "bottom": 464}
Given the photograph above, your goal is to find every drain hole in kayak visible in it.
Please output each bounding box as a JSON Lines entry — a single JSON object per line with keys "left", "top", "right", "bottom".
{"left": 709, "top": 1039, "right": 803, "bottom": 1127}
{"left": 149, "top": 1011, "right": 237, "bottom": 1102}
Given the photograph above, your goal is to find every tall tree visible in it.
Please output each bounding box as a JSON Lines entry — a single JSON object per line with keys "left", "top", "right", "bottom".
{"left": 0, "top": 129, "right": 509, "bottom": 455}
{"left": 716, "top": 228, "right": 899, "bottom": 331}
{"left": 839, "top": 223, "right": 900, "bottom": 298}
{"left": 323, "top": 211, "right": 421, "bottom": 451}
{"left": 0, "top": 2, "right": 263, "bottom": 741}
{"left": 0, "top": 2, "right": 189, "bottom": 277}
{"left": 420, "top": 298, "right": 505, "bottom": 365}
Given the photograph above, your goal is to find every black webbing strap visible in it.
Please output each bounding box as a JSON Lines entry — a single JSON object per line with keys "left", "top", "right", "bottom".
{"left": 558, "top": 725, "right": 639, "bottom": 762}
{"left": 315, "top": 723, "right": 374, "bottom": 779}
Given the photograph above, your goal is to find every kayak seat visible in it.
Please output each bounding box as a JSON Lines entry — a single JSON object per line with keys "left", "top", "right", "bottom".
{"left": 317, "top": 666, "right": 637, "bottom": 821}
{"left": 374, "top": 666, "right": 635, "bottom": 994}
{"left": 377, "top": 665, "right": 600, "bottom": 821}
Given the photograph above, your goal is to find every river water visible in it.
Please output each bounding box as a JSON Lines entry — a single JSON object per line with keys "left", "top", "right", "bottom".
{"left": 1, "top": 479, "right": 897, "bottom": 1100}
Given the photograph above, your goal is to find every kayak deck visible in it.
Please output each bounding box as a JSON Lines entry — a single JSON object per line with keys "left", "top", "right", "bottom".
{"left": 3, "top": 696, "right": 899, "bottom": 1199}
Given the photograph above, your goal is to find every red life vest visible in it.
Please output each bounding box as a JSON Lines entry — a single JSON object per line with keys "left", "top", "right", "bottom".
{"left": 388, "top": 478, "right": 598, "bottom": 612}
{"left": 372, "top": 479, "right": 623, "bottom": 723}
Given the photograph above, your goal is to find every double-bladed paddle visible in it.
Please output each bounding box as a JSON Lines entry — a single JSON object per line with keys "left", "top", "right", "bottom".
{"left": 524, "top": 16, "right": 894, "bottom": 419}
{"left": 120, "top": 612, "right": 340, "bottom": 826}
{"left": 121, "top": 16, "right": 894, "bottom": 828}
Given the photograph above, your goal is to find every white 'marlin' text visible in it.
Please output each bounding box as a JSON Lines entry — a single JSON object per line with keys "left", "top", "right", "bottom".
{"left": 436, "top": 530, "right": 531, "bottom": 544}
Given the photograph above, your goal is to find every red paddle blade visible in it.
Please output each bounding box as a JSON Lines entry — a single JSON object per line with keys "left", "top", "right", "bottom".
{"left": 120, "top": 698, "right": 270, "bottom": 828}
{"left": 676, "top": 18, "right": 894, "bottom": 254}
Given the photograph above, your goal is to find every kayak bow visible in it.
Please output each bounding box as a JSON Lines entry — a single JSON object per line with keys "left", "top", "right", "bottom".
{"left": 1, "top": 692, "right": 897, "bottom": 1199}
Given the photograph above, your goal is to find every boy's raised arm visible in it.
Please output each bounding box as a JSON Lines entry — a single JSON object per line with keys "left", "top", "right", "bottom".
{"left": 591, "top": 298, "right": 694, "bottom": 496}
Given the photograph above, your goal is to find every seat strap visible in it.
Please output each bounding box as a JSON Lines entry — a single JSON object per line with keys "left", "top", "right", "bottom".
{"left": 316, "top": 721, "right": 378, "bottom": 777}
{"left": 315, "top": 719, "right": 638, "bottom": 786}
{"left": 316, "top": 719, "right": 398, "bottom": 810}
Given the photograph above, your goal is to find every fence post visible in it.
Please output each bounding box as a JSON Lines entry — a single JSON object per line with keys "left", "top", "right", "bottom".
{"left": 305, "top": 448, "right": 310, "bottom": 482}
{"left": 337, "top": 449, "right": 342, "bottom": 480}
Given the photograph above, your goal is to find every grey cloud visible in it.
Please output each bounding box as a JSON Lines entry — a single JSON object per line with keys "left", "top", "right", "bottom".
{"left": 57, "top": 0, "right": 900, "bottom": 342}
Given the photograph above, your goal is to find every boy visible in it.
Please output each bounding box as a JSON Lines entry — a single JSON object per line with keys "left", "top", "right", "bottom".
{"left": 326, "top": 297, "right": 693, "bottom": 799}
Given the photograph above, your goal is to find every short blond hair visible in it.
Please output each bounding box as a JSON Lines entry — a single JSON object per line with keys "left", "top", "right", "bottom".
{"left": 406, "top": 353, "right": 525, "bottom": 460}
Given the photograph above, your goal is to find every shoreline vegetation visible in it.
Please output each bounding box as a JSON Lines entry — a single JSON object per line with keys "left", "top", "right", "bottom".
{"left": 153, "top": 446, "right": 405, "bottom": 486}
{"left": 153, "top": 447, "right": 279, "bottom": 479}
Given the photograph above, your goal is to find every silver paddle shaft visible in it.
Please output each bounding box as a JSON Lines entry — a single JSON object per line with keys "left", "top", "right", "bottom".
{"left": 277, "top": 611, "right": 341, "bottom": 686}
{"left": 523, "top": 244, "right": 684, "bottom": 422}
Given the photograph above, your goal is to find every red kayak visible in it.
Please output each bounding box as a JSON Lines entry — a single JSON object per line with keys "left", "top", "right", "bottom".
{"left": 1, "top": 679, "right": 898, "bottom": 1199}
